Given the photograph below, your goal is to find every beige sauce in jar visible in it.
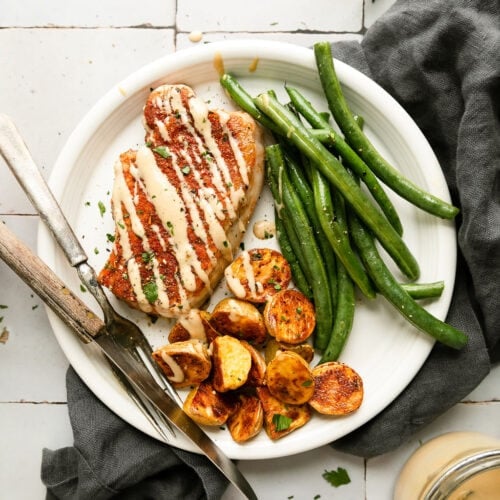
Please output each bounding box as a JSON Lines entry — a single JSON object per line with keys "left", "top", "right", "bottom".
{"left": 394, "top": 432, "right": 500, "bottom": 500}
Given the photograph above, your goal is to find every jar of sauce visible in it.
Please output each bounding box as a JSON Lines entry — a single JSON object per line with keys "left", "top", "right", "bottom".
{"left": 394, "top": 431, "right": 500, "bottom": 499}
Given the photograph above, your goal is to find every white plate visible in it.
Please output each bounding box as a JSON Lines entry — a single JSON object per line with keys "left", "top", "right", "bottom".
{"left": 38, "top": 40, "right": 456, "bottom": 460}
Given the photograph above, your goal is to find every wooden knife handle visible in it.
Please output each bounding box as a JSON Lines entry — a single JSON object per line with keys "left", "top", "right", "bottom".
{"left": 0, "top": 220, "right": 105, "bottom": 342}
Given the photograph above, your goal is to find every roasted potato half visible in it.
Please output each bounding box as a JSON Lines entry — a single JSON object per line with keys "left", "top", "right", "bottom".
{"left": 266, "top": 351, "right": 315, "bottom": 405}
{"left": 241, "top": 340, "right": 267, "bottom": 387}
{"left": 309, "top": 362, "right": 364, "bottom": 415}
{"left": 256, "top": 386, "right": 312, "bottom": 440}
{"left": 152, "top": 339, "right": 211, "bottom": 388}
{"left": 212, "top": 335, "right": 252, "bottom": 392}
{"left": 210, "top": 297, "right": 267, "bottom": 346}
{"left": 227, "top": 394, "right": 264, "bottom": 442}
{"left": 224, "top": 248, "right": 292, "bottom": 303}
{"left": 183, "top": 380, "right": 236, "bottom": 426}
{"left": 264, "top": 338, "right": 315, "bottom": 364}
{"left": 263, "top": 289, "right": 315, "bottom": 344}
{"left": 168, "top": 309, "right": 220, "bottom": 344}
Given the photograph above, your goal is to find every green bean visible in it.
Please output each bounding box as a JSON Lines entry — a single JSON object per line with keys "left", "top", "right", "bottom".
{"left": 282, "top": 148, "right": 338, "bottom": 308}
{"left": 347, "top": 212, "right": 467, "bottom": 349}
{"left": 273, "top": 208, "right": 312, "bottom": 298}
{"left": 313, "top": 42, "right": 459, "bottom": 220}
{"left": 266, "top": 144, "right": 333, "bottom": 345}
{"left": 311, "top": 168, "right": 375, "bottom": 299}
{"left": 285, "top": 85, "right": 403, "bottom": 235}
{"left": 266, "top": 150, "right": 312, "bottom": 297}
{"left": 401, "top": 281, "right": 444, "bottom": 300}
{"left": 254, "top": 91, "right": 420, "bottom": 281}
{"left": 220, "top": 73, "right": 281, "bottom": 134}
{"left": 319, "top": 260, "right": 355, "bottom": 362}
{"left": 318, "top": 183, "right": 357, "bottom": 358}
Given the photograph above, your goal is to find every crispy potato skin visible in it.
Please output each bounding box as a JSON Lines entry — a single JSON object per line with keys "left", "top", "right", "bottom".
{"left": 256, "top": 386, "right": 312, "bottom": 440}
{"left": 265, "top": 351, "right": 315, "bottom": 405}
{"left": 152, "top": 339, "right": 211, "bottom": 388}
{"left": 264, "top": 289, "right": 315, "bottom": 344}
{"left": 212, "top": 335, "right": 252, "bottom": 392}
{"left": 227, "top": 394, "right": 264, "bottom": 443}
{"left": 264, "top": 338, "right": 315, "bottom": 364}
{"left": 309, "top": 362, "right": 364, "bottom": 415}
{"left": 240, "top": 340, "right": 267, "bottom": 387}
{"left": 183, "top": 380, "right": 237, "bottom": 426}
{"left": 224, "top": 248, "right": 292, "bottom": 303}
{"left": 210, "top": 297, "right": 267, "bottom": 346}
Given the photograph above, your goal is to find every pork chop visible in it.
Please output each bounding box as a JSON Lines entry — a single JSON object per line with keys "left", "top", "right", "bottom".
{"left": 98, "top": 84, "right": 264, "bottom": 317}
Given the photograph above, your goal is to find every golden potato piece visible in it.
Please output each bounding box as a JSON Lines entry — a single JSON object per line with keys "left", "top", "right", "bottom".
{"left": 264, "top": 338, "right": 315, "bottom": 364}
{"left": 240, "top": 340, "right": 267, "bottom": 387}
{"left": 212, "top": 335, "right": 252, "bottom": 392}
{"left": 227, "top": 394, "right": 263, "bottom": 443}
{"left": 256, "top": 386, "right": 311, "bottom": 440}
{"left": 224, "top": 248, "right": 292, "bottom": 303}
{"left": 309, "top": 362, "right": 364, "bottom": 415}
{"left": 183, "top": 380, "right": 236, "bottom": 426}
{"left": 266, "top": 351, "right": 315, "bottom": 405}
{"left": 264, "top": 289, "right": 315, "bottom": 344}
{"left": 210, "top": 297, "right": 267, "bottom": 346}
{"left": 152, "top": 339, "right": 211, "bottom": 388}
{"left": 168, "top": 309, "right": 220, "bottom": 344}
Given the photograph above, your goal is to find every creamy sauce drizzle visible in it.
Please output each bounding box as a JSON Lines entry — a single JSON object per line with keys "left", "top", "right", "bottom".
{"left": 160, "top": 352, "right": 185, "bottom": 383}
{"left": 179, "top": 309, "right": 207, "bottom": 341}
{"left": 224, "top": 250, "right": 258, "bottom": 298}
{"left": 111, "top": 84, "right": 251, "bottom": 314}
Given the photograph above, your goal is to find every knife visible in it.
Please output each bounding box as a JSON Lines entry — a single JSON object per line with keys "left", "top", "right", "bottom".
{"left": 0, "top": 114, "right": 257, "bottom": 500}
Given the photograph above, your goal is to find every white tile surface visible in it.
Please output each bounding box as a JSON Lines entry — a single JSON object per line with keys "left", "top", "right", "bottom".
{"left": 177, "top": 0, "right": 363, "bottom": 32}
{"left": 0, "top": 216, "right": 69, "bottom": 401}
{"left": 0, "top": 403, "right": 72, "bottom": 499}
{"left": 0, "top": 0, "right": 176, "bottom": 27}
{"left": 1, "top": 1, "right": 498, "bottom": 499}
{"left": 176, "top": 31, "right": 363, "bottom": 50}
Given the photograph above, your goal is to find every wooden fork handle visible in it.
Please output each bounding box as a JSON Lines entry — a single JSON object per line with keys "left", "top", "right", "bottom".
{"left": 0, "top": 220, "right": 105, "bottom": 342}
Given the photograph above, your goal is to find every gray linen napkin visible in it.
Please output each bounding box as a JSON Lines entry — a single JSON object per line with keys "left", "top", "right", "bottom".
{"left": 41, "top": 367, "right": 227, "bottom": 499}
{"left": 331, "top": 0, "right": 500, "bottom": 457}
{"left": 41, "top": 0, "right": 500, "bottom": 496}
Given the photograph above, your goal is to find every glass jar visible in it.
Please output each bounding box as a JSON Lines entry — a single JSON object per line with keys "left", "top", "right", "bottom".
{"left": 394, "top": 431, "right": 500, "bottom": 499}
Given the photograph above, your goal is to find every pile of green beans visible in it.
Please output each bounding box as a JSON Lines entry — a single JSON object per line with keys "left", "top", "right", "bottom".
{"left": 219, "top": 41, "right": 467, "bottom": 359}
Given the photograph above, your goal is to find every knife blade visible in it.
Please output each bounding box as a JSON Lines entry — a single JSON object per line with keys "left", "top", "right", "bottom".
{"left": 0, "top": 218, "right": 257, "bottom": 500}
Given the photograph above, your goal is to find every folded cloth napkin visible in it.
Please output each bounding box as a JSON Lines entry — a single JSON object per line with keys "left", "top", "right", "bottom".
{"left": 41, "top": 367, "right": 228, "bottom": 500}
{"left": 41, "top": 0, "right": 500, "bottom": 496}
{"left": 331, "top": 0, "right": 500, "bottom": 457}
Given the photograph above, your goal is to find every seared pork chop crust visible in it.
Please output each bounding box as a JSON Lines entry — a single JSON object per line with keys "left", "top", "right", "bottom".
{"left": 98, "top": 84, "right": 264, "bottom": 317}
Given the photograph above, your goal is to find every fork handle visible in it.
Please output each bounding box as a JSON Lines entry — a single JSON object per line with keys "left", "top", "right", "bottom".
{"left": 0, "top": 114, "right": 87, "bottom": 267}
{"left": 0, "top": 220, "right": 105, "bottom": 342}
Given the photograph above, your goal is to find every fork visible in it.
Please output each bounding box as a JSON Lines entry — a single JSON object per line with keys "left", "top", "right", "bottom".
{"left": 0, "top": 114, "right": 181, "bottom": 441}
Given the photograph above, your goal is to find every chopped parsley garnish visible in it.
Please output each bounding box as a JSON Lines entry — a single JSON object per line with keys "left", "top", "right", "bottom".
{"left": 301, "top": 379, "right": 313, "bottom": 387}
{"left": 166, "top": 221, "right": 174, "bottom": 235}
{"left": 80, "top": 285, "right": 87, "bottom": 293}
{"left": 143, "top": 282, "right": 158, "bottom": 304}
{"left": 0, "top": 305, "right": 8, "bottom": 309}
{"left": 106, "top": 233, "right": 115, "bottom": 243}
{"left": 142, "top": 251, "right": 154, "bottom": 263}
{"left": 272, "top": 414, "right": 292, "bottom": 432}
{"left": 98, "top": 201, "right": 106, "bottom": 217}
{"left": 94, "top": 247, "right": 99, "bottom": 255}
{"left": 153, "top": 146, "right": 171, "bottom": 159}
{"left": 322, "top": 467, "right": 351, "bottom": 488}
{"left": 181, "top": 165, "right": 191, "bottom": 175}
